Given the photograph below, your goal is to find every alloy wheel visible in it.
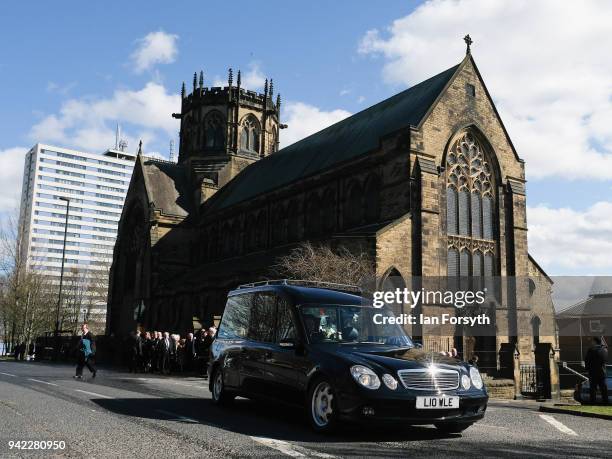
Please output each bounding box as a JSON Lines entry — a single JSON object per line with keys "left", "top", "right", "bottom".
{"left": 213, "top": 370, "right": 223, "bottom": 401}
{"left": 311, "top": 381, "right": 334, "bottom": 427}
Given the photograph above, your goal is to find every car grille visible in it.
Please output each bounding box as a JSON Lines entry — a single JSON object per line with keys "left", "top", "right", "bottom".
{"left": 397, "top": 368, "right": 459, "bottom": 391}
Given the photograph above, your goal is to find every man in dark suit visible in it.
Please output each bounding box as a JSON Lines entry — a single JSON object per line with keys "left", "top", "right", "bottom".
{"left": 160, "top": 332, "right": 171, "bottom": 375}
{"left": 127, "top": 331, "right": 143, "bottom": 373}
{"left": 150, "top": 331, "right": 160, "bottom": 373}
{"left": 184, "top": 332, "right": 197, "bottom": 372}
{"left": 74, "top": 323, "right": 96, "bottom": 379}
{"left": 585, "top": 336, "right": 609, "bottom": 404}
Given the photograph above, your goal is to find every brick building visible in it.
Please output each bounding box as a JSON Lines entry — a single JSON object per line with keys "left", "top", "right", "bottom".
{"left": 107, "top": 48, "right": 559, "bottom": 396}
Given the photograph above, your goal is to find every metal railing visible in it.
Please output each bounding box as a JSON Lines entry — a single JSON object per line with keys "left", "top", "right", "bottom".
{"left": 560, "top": 361, "right": 589, "bottom": 382}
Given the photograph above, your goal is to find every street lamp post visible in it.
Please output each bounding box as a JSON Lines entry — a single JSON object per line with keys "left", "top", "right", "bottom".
{"left": 53, "top": 196, "right": 70, "bottom": 360}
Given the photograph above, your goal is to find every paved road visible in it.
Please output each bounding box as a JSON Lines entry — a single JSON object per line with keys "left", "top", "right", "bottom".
{"left": 0, "top": 360, "right": 610, "bottom": 458}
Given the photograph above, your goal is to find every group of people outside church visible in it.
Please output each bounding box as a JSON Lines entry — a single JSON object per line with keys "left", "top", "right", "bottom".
{"left": 126, "top": 327, "right": 216, "bottom": 376}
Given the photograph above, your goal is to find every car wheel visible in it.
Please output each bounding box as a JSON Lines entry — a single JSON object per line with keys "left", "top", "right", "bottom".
{"left": 308, "top": 377, "right": 338, "bottom": 433}
{"left": 211, "top": 367, "right": 234, "bottom": 405}
{"left": 434, "top": 422, "right": 473, "bottom": 433}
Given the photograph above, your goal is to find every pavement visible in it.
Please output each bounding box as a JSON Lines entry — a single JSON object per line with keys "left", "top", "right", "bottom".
{"left": 0, "top": 360, "right": 610, "bottom": 458}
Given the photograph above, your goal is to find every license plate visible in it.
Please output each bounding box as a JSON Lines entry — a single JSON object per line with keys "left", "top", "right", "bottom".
{"left": 416, "top": 395, "right": 459, "bottom": 409}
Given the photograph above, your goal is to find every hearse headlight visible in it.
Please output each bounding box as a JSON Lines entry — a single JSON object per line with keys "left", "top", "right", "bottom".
{"left": 470, "top": 366, "right": 483, "bottom": 389}
{"left": 382, "top": 373, "right": 398, "bottom": 390}
{"left": 461, "top": 374, "right": 471, "bottom": 390}
{"left": 350, "top": 365, "right": 381, "bottom": 390}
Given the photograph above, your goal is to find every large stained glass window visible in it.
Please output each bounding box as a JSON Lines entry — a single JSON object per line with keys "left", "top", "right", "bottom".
{"left": 446, "top": 132, "right": 496, "bottom": 278}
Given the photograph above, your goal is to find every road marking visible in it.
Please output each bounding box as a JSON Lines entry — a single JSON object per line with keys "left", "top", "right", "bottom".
{"left": 250, "top": 436, "right": 337, "bottom": 458}
{"left": 28, "top": 378, "right": 58, "bottom": 386}
{"left": 74, "top": 389, "right": 112, "bottom": 399}
{"left": 0, "top": 372, "right": 17, "bottom": 377}
{"left": 171, "top": 381, "right": 197, "bottom": 388}
{"left": 539, "top": 414, "right": 578, "bottom": 436}
{"left": 474, "top": 423, "right": 509, "bottom": 430}
{"left": 156, "top": 409, "right": 200, "bottom": 424}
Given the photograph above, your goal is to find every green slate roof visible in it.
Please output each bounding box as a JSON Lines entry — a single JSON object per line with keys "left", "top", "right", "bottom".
{"left": 206, "top": 63, "right": 460, "bottom": 213}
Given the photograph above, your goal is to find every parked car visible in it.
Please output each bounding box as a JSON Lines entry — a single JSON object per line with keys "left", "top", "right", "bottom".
{"left": 209, "top": 281, "right": 488, "bottom": 433}
{"left": 574, "top": 365, "right": 612, "bottom": 404}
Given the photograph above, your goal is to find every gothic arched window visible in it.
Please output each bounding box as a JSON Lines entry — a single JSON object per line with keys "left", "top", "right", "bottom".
{"left": 364, "top": 174, "right": 381, "bottom": 223}
{"left": 321, "top": 188, "right": 336, "bottom": 233}
{"left": 270, "top": 127, "right": 278, "bottom": 153}
{"left": 287, "top": 200, "right": 299, "bottom": 241}
{"left": 204, "top": 111, "right": 225, "bottom": 149}
{"left": 447, "top": 248, "right": 459, "bottom": 277}
{"left": 306, "top": 193, "right": 321, "bottom": 236}
{"left": 240, "top": 116, "right": 260, "bottom": 154}
{"left": 446, "top": 131, "right": 497, "bottom": 278}
{"left": 447, "top": 188, "right": 458, "bottom": 235}
{"left": 345, "top": 181, "right": 363, "bottom": 228}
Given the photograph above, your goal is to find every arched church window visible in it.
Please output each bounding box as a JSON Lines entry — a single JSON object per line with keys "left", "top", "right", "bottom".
{"left": 472, "top": 250, "right": 483, "bottom": 277}
{"left": 256, "top": 212, "right": 266, "bottom": 249}
{"left": 484, "top": 251, "right": 494, "bottom": 273}
{"left": 240, "top": 116, "right": 260, "bottom": 154}
{"left": 446, "top": 132, "right": 494, "bottom": 239}
{"left": 532, "top": 315, "right": 541, "bottom": 345}
{"left": 321, "top": 188, "right": 336, "bottom": 233}
{"left": 458, "top": 190, "right": 470, "bottom": 235}
{"left": 447, "top": 248, "right": 459, "bottom": 277}
{"left": 270, "top": 127, "right": 278, "bottom": 153}
{"left": 446, "top": 131, "right": 497, "bottom": 278}
{"left": 364, "top": 174, "right": 381, "bottom": 223}
{"left": 483, "top": 196, "right": 494, "bottom": 239}
{"left": 240, "top": 127, "right": 249, "bottom": 151}
{"left": 287, "top": 200, "right": 299, "bottom": 241}
{"left": 345, "top": 181, "right": 363, "bottom": 228}
{"left": 306, "top": 193, "right": 321, "bottom": 236}
{"left": 471, "top": 192, "right": 482, "bottom": 238}
{"left": 381, "top": 268, "right": 406, "bottom": 316}
{"left": 272, "top": 204, "right": 287, "bottom": 244}
{"left": 460, "top": 249, "right": 470, "bottom": 277}
{"left": 251, "top": 127, "right": 259, "bottom": 153}
{"left": 447, "top": 188, "right": 458, "bottom": 235}
{"left": 230, "top": 222, "right": 240, "bottom": 255}
{"left": 204, "top": 111, "right": 225, "bottom": 149}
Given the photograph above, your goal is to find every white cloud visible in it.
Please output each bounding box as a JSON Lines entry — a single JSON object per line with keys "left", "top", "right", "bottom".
{"left": 46, "top": 81, "right": 77, "bottom": 95}
{"left": 0, "top": 147, "right": 27, "bottom": 213}
{"left": 30, "top": 82, "right": 180, "bottom": 153}
{"left": 212, "top": 76, "right": 226, "bottom": 88}
{"left": 528, "top": 202, "right": 612, "bottom": 274}
{"left": 130, "top": 30, "right": 179, "bottom": 73}
{"left": 242, "top": 62, "right": 266, "bottom": 90}
{"left": 358, "top": 0, "right": 612, "bottom": 181}
{"left": 339, "top": 89, "right": 351, "bottom": 96}
{"left": 280, "top": 102, "right": 351, "bottom": 148}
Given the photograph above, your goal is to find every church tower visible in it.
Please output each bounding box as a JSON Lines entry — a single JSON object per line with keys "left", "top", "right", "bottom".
{"left": 173, "top": 69, "right": 282, "bottom": 206}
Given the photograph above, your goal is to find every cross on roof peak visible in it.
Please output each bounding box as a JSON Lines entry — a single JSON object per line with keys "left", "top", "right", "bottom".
{"left": 464, "top": 34, "right": 473, "bottom": 54}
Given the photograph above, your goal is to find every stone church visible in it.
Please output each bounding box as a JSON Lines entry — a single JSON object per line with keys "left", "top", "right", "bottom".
{"left": 107, "top": 45, "right": 559, "bottom": 396}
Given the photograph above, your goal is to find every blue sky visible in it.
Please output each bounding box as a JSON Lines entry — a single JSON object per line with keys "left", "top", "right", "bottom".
{"left": 0, "top": 0, "right": 417, "bottom": 150}
{"left": 1, "top": 0, "right": 611, "bottom": 276}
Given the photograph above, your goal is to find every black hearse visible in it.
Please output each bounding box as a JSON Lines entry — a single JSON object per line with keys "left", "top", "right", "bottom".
{"left": 209, "top": 281, "right": 488, "bottom": 433}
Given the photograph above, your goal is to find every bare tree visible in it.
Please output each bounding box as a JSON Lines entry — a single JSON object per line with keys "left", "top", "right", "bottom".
{"left": 58, "top": 247, "right": 112, "bottom": 335}
{"left": 272, "top": 242, "right": 375, "bottom": 290}
{"left": 0, "top": 210, "right": 55, "bottom": 355}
